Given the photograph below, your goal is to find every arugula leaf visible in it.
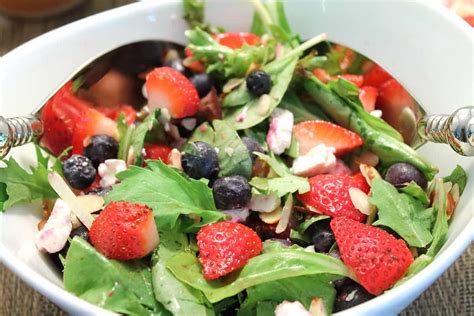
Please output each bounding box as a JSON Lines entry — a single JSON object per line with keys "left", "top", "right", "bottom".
{"left": 182, "top": 0, "right": 223, "bottom": 34}
{"left": 426, "top": 179, "right": 449, "bottom": 257}
{"left": 290, "top": 215, "right": 331, "bottom": 244}
{"left": 443, "top": 165, "right": 467, "bottom": 194}
{"left": 238, "top": 274, "right": 337, "bottom": 315}
{"left": 279, "top": 90, "right": 331, "bottom": 123}
{"left": 186, "top": 28, "right": 275, "bottom": 78}
{"left": 394, "top": 254, "right": 432, "bottom": 287}
{"left": 400, "top": 181, "right": 430, "bottom": 206}
{"left": 189, "top": 122, "right": 215, "bottom": 144}
{"left": 64, "top": 237, "right": 168, "bottom": 315}
{"left": 370, "top": 179, "right": 434, "bottom": 248}
{"left": 166, "top": 249, "right": 351, "bottom": 303}
{"left": 105, "top": 160, "right": 226, "bottom": 233}
{"left": 152, "top": 232, "right": 213, "bottom": 315}
{"left": 0, "top": 150, "right": 57, "bottom": 212}
{"left": 118, "top": 110, "right": 160, "bottom": 166}
{"left": 254, "top": 152, "right": 290, "bottom": 177}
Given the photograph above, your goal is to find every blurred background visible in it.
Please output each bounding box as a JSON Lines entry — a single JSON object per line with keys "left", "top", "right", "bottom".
{"left": 0, "top": 0, "right": 472, "bottom": 315}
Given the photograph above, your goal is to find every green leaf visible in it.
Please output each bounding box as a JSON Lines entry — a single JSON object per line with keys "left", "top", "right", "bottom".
{"left": 105, "top": 160, "right": 226, "bottom": 233}
{"left": 238, "top": 274, "right": 337, "bottom": 315}
{"left": 394, "top": 254, "right": 432, "bottom": 287}
{"left": 51, "top": 146, "right": 73, "bottom": 176}
{"left": 0, "top": 152, "right": 57, "bottom": 212}
{"left": 167, "top": 249, "right": 351, "bottom": 303}
{"left": 152, "top": 232, "right": 214, "bottom": 316}
{"left": 290, "top": 215, "right": 330, "bottom": 245}
{"left": 279, "top": 90, "right": 331, "bottom": 123}
{"left": 182, "top": 0, "right": 223, "bottom": 34}
{"left": 64, "top": 237, "right": 168, "bottom": 315}
{"left": 370, "top": 179, "right": 434, "bottom": 248}
{"left": 400, "top": 181, "right": 430, "bottom": 206}
{"left": 189, "top": 122, "right": 215, "bottom": 144}
{"left": 254, "top": 152, "right": 291, "bottom": 177}
{"left": 426, "top": 179, "right": 449, "bottom": 257}
{"left": 250, "top": 176, "right": 309, "bottom": 197}
{"left": 443, "top": 165, "right": 467, "bottom": 194}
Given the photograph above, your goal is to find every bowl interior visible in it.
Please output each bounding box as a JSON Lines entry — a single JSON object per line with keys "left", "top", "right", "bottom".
{"left": 0, "top": 0, "right": 472, "bottom": 315}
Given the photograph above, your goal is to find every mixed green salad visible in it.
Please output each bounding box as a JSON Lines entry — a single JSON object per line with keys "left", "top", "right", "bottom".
{"left": 0, "top": 0, "right": 468, "bottom": 315}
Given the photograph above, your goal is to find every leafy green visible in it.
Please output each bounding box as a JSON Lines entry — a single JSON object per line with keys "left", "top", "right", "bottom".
{"left": 118, "top": 110, "right": 160, "bottom": 166}
{"left": 400, "top": 181, "right": 430, "bottom": 206}
{"left": 152, "top": 232, "right": 213, "bottom": 315}
{"left": 0, "top": 148, "right": 57, "bottom": 212}
{"left": 370, "top": 179, "right": 434, "bottom": 248}
{"left": 64, "top": 237, "right": 167, "bottom": 315}
{"left": 105, "top": 160, "right": 226, "bottom": 233}
{"left": 254, "top": 152, "right": 290, "bottom": 176}
{"left": 279, "top": 90, "right": 331, "bottom": 123}
{"left": 443, "top": 165, "right": 467, "bottom": 194}
{"left": 182, "top": 0, "right": 223, "bottom": 34}
{"left": 238, "top": 275, "right": 337, "bottom": 315}
{"left": 166, "top": 249, "right": 352, "bottom": 303}
{"left": 426, "top": 179, "right": 449, "bottom": 257}
{"left": 290, "top": 215, "right": 331, "bottom": 244}
{"left": 189, "top": 122, "right": 215, "bottom": 144}
{"left": 394, "top": 255, "right": 432, "bottom": 287}
{"left": 185, "top": 28, "right": 275, "bottom": 78}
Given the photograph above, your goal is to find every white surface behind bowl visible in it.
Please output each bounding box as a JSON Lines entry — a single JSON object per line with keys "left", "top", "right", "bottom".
{"left": 0, "top": 1, "right": 472, "bottom": 315}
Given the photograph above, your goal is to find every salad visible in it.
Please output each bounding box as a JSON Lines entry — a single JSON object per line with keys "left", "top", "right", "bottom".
{"left": 0, "top": 0, "right": 468, "bottom": 315}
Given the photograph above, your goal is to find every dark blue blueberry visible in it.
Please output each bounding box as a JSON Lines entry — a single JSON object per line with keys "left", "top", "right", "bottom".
{"left": 333, "top": 279, "right": 375, "bottom": 312}
{"left": 241, "top": 137, "right": 265, "bottom": 162}
{"left": 246, "top": 70, "right": 272, "bottom": 96}
{"left": 84, "top": 134, "right": 118, "bottom": 168}
{"left": 62, "top": 155, "right": 96, "bottom": 190}
{"left": 181, "top": 141, "right": 219, "bottom": 180}
{"left": 385, "top": 162, "right": 427, "bottom": 189}
{"left": 310, "top": 219, "right": 335, "bottom": 253}
{"left": 190, "top": 73, "right": 213, "bottom": 98}
{"left": 212, "top": 176, "right": 251, "bottom": 210}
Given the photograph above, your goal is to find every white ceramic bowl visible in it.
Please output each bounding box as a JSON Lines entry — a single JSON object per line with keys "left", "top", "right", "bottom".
{"left": 0, "top": 1, "right": 473, "bottom": 315}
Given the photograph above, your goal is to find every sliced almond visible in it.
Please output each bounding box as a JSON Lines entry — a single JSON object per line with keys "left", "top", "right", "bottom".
{"left": 256, "top": 94, "right": 272, "bottom": 116}
{"left": 222, "top": 78, "right": 244, "bottom": 94}
{"left": 249, "top": 192, "right": 281, "bottom": 213}
{"left": 451, "top": 183, "right": 460, "bottom": 204}
{"left": 259, "top": 206, "right": 282, "bottom": 224}
{"left": 443, "top": 181, "right": 453, "bottom": 193}
{"left": 359, "top": 163, "right": 382, "bottom": 186}
{"left": 309, "top": 297, "right": 327, "bottom": 316}
{"left": 76, "top": 195, "right": 105, "bottom": 213}
{"left": 168, "top": 149, "right": 183, "bottom": 170}
{"left": 276, "top": 195, "right": 293, "bottom": 234}
{"left": 349, "top": 187, "right": 376, "bottom": 215}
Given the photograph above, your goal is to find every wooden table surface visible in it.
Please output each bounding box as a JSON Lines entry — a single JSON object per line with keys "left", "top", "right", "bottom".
{"left": 0, "top": 1, "right": 472, "bottom": 315}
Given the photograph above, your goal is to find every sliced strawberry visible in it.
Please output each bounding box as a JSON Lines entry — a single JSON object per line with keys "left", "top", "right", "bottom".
{"left": 312, "top": 69, "right": 363, "bottom": 87}
{"left": 359, "top": 86, "right": 378, "bottom": 112}
{"left": 363, "top": 64, "right": 393, "bottom": 87}
{"left": 294, "top": 121, "right": 364, "bottom": 156}
{"left": 89, "top": 201, "right": 159, "bottom": 260}
{"left": 213, "top": 32, "right": 260, "bottom": 49}
{"left": 184, "top": 48, "right": 206, "bottom": 73}
{"left": 463, "top": 15, "right": 474, "bottom": 27}
{"left": 331, "top": 217, "right": 413, "bottom": 295}
{"left": 146, "top": 67, "right": 200, "bottom": 119}
{"left": 312, "top": 68, "right": 332, "bottom": 83}
{"left": 297, "top": 173, "right": 369, "bottom": 222}
{"left": 143, "top": 143, "right": 172, "bottom": 165}
{"left": 197, "top": 222, "right": 262, "bottom": 280}
{"left": 337, "top": 74, "right": 364, "bottom": 87}
{"left": 98, "top": 104, "right": 137, "bottom": 125}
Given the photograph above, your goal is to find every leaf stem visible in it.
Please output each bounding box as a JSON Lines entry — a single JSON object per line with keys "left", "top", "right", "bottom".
{"left": 281, "top": 33, "right": 328, "bottom": 61}
{"left": 249, "top": 0, "right": 273, "bottom": 30}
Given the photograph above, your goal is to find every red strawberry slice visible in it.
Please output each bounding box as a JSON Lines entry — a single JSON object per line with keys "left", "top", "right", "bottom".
{"left": 98, "top": 104, "right": 137, "bottom": 125}
{"left": 363, "top": 64, "right": 393, "bottom": 87}
{"left": 143, "top": 143, "right": 172, "bottom": 165}
{"left": 297, "top": 173, "right": 370, "bottom": 222}
{"left": 89, "top": 201, "right": 159, "bottom": 260}
{"left": 146, "top": 67, "right": 200, "bottom": 119}
{"left": 213, "top": 32, "right": 261, "bottom": 49}
{"left": 197, "top": 222, "right": 262, "bottom": 280}
{"left": 359, "top": 86, "right": 378, "bottom": 112}
{"left": 293, "top": 121, "right": 364, "bottom": 156}
{"left": 312, "top": 69, "right": 364, "bottom": 88}
{"left": 40, "top": 82, "right": 118, "bottom": 156}
{"left": 331, "top": 217, "right": 413, "bottom": 295}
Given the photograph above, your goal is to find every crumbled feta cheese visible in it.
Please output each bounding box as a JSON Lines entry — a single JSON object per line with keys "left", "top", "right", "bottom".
{"left": 266, "top": 108, "right": 294, "bottom": 155}
{"left": 275, "top": 301, "right": 311, "bottom": 316}
{"left": 370, "top": 109, "right": 383, "bottom": 118}
{"left": 249, "top": 192, "right": 281, "bottom": 213}
{"left": 222, "top": 207, "right": 250, "bottom": 223}
{"left": 98, "top": 159, "right": 128, "bottom": 187}
{"left": 35, "top": 199, "right": 72, "bottom": 253}
{"left": 292, "top": 144, "right": 336, "bottom": 177}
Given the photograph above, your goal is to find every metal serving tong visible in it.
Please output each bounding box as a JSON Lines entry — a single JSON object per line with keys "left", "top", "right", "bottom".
{"left": 0, "top": 41, "right": 473, "bottom": 159}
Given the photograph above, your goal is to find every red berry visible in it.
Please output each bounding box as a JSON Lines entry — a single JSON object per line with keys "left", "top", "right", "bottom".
{"left": 297, "top": 173, "right": 369, "bottom": 222}
{"left": 363, "top": 64, "right": 393, "bottom": 87}
{"left": 89, "top": 201, "right": 159, "bottom": 260}
{"left": 213, "top": 32, "right": 260, "bottom": 49}
{"left": 143, "top": 143, "right": 172, "bottom": 165}
{"left": 359, "top": 86, "right": 378, "bottom": 112}
{"left": 98, "top": 104, "right": 137, "bottom": 125}
{"left": 146, "top": 67, "right": 200, "bottom": 119}
{"left": 197, "top": 222, "right": 262, "bottom": 280}
{"left": 293, "top": 121, "right": 364, "bottom": 156}
{"left": 336, "top": 74, "right": 364, "bottom": 87}
{"left": 331, "top": 217, "right": 413, "bottom": 295}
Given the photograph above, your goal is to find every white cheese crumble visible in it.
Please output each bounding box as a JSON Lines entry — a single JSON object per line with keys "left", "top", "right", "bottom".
{"left": 98, "top": 159, "right": 128, "bottom": 188}
{"left": 266, "top": 108, "right": 294, "bottom": 155}
{"left": 35, "top": 199, "right": 72, "bottom": 253}
{"left": 292, "top": 144, "right": 336, "bottom": 177}
{"left": 249, "top": 192, "right": 281, "bottom": 213}
{"left": 275, "top": 301, "right": 311, "bottom": 316}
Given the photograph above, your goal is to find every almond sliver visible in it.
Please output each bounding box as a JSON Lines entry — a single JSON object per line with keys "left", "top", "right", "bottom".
{"left": 276, "top": 195, "right": 293, "bottom": 234}
{"left": 359, "top": 163, "right": 382, "bottom": 186}
{"left": 349, "top": 187, "right": 376, "bottom": 215}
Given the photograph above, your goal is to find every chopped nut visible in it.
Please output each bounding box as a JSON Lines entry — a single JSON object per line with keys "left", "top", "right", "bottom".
{"left": 359, "top": 163, "right": 382, "bottom": 186}
{"left": 349, "top": 187, "right": 376, "bottom": 215}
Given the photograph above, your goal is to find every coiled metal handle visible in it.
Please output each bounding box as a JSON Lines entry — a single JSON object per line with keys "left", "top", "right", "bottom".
{"left": 0, "top": 116, "right": 43, "bottom": 159}
{"left": 418, "top": 106, "right": 474, "bottom": 156}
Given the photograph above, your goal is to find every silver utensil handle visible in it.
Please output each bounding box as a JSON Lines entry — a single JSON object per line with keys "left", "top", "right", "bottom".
{"left": 418, "top": 106, "right": 474, "bottom": 156}
{"left": 0, "top": 116, "right": 43, "bottom": 159}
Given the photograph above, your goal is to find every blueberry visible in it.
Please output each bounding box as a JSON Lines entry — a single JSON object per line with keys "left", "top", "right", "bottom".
{"left": 212, "top": 176, "right": 251, "bottom": 210}
{"left": 385, "top": 162, "right": 428, "bottom": 189}
{"left": 241, "top": 137, "right": 265, "bottom": 162}
{"left": 164, "top": 58, "right": 190, "bottom": 77}
{"left": 62, "top": 155, "right": 96, "bottom": 189}
{"left": 246, "top": 70, "right": 272, "bottom": 96}
{"left": 190, "top": 74, "right": 213, "bottom": 98}
{"left": 333, "top": 279, "right": 375, "bottom": 312}
{"left": 181, "top": 141, "right": 219, "bottom": 180}
{"left": 244, "top": 213, "right": 289, "bottom": 240}
{"left": 309, "top": 220, "right": 335, "bottom": 253}
{"left": 87, "top": 186, "right": 112, "bottom": 197}
{"left": 84, "top": 135, "right": 118, "bottom": 168}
